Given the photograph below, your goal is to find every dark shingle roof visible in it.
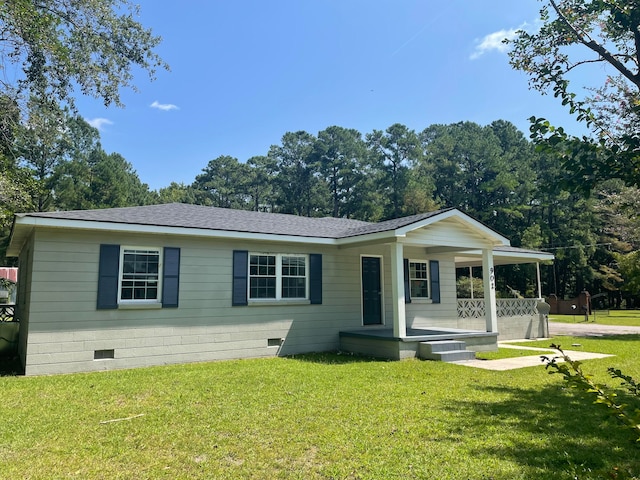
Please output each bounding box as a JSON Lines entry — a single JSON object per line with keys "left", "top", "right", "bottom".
{"left": 18, "top": 203, "right": 453, "bottom": 239}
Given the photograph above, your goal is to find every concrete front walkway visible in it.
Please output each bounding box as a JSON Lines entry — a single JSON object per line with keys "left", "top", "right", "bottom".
{"left": 452, "top": 321, "right": 639, "bottom": 370}
{"left": 454, "top": 342, "right": 613, "bottom": 371}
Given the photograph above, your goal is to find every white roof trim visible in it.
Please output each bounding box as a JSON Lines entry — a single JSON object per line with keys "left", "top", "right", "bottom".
{"left": 10, "top": 216, "right": 338, "bottom": 245}
{"left": 455, "top": 248, "right": 554, "bottom": 267}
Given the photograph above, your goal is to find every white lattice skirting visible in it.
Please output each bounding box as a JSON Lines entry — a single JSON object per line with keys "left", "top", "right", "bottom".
{"left": 457, "top": 298, "right": 540, "bottom": 319}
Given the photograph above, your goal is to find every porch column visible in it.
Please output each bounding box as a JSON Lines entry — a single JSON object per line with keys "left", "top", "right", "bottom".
{"left": 536, "top": 262, "right": 542, "bottom": 299}
{"left": 390, "top": 242, "right": 407, "bottom": 338}
{"left": 482, "top": 248, "right": 498, "bottom": 333}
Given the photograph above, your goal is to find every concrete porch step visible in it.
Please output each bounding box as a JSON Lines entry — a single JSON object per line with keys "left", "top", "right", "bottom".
{"left": 418, "top": 340, "right": 476, "bottom": 362}
{"left": 421, "top": 340, "right": 467, "bottom": 353}
{"left": 425, "top": 349, "right": 477, "bottom": 362}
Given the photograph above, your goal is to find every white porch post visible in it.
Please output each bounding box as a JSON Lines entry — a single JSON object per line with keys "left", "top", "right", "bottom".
{"left": 390, "top": 242, "right": 407, "bottom": 338}
{"left": 536, "top": 262, "right": 542, "bottom": 299}
{"left": 482, "top": 248, "right": 498, "bottom": 333}
{"left": 469, "top": 266, "right": 474, "bottom": 299}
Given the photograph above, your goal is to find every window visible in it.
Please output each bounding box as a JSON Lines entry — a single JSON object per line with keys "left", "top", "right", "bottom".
{"left": 409, "top": 260, "right": 429, "bottom": 299}
{"left": 119, "top": 248, "right": 161, "bottom": 302}
{"left": 98, "top": 244, "right": 180, "bottom": 310}
{"left": 233, "top": 251, "right": 321, "bottom": 306}
{"left": 249, "top": 254, "right": 276, "bottom": 299}
{"left": 249, "top": 253, "right": 308, "bottom": 300}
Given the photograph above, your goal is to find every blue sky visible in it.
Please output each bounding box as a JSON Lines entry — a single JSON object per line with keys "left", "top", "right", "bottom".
{"left": 77, "top": 0, "right": 592, "bottom": 191}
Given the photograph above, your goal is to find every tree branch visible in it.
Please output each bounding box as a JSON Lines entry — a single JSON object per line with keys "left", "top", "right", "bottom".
{"left": 550, "top": 0, "right": 640, "bottom": 90}
{"left": 565, "top": 57, "right": 606, "bottom": 73}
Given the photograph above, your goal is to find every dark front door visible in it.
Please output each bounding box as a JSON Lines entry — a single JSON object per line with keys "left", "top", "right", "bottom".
{"left": 362, "top": 256, "right": 382, "bottom": 325}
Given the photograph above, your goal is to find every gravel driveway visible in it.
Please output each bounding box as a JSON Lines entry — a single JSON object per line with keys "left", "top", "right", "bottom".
{"left": 549, "top": 321, "right": 640, "bottom": 336}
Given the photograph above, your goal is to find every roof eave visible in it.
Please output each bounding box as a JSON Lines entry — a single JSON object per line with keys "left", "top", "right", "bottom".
{"left": 455, "top": 248, "right": 554, "bottom": 267}
{"left": 6, "top": 214, "right": 30, "bottom": 257}
{"left": 8, "top": 216, "right": 340, "bottom": 247}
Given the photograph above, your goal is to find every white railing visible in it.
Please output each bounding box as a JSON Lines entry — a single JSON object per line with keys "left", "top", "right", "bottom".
{"left": 457, "top": 298, "right": 540, "bottom": 319}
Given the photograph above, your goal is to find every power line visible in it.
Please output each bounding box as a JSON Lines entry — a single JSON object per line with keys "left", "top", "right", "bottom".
{"left": 540, "top": 243, "right": 612, "bottom": 251}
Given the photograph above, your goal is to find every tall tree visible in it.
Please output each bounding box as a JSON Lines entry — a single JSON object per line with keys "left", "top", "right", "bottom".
{"left": 193, "top": 155, "right": 250, "bottom": 209}
{"left": 312, "top": 126, "right": 368, "bottom": 218}
{"left": 366, "top": 123, "right": 422, "bottom": 219}
{"left": 421, "top": 121, "right": 534, "bottom": 233}
{"left": 88, "top": 151, "right": 152, "bottom": 208}
{"left": 16, "top": 97, "right": 72, "bottom": 211}
{"left": 246, "top": 155, "right": 278, "bottom": 212}
{"left": 156, "top": 182, "right": 198, "bottom": 205}
{"left": 270, "top": 131, "right": 321, "bottom": 216}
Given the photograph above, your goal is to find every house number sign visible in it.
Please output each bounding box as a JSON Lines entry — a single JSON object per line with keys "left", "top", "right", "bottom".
{"left": 489, "top": 267, "right": 495, "bottom": 291}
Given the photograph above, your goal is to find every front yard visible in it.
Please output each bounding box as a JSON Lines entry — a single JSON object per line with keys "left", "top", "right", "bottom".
{"left": 1, "top": 335, "right": 639, "bottom": 479}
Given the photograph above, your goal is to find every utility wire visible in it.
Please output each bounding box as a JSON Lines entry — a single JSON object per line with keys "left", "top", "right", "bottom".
{"left": 540, "top": 243, "right": 612, "bottom": 251}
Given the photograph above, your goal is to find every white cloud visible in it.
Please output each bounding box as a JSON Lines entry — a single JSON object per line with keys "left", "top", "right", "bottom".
{"left": 86, "top": 117, "right": 114, "bottom": 130}
{"left": 470, "top": 24, "right": 525, "bottom": 60}
{"left": 150, "top": 100, "right": 179, "bottom": 111}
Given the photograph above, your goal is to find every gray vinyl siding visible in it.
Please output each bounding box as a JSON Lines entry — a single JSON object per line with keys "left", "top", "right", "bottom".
{"left": 23, "top": 228, "right": 365, "bottom": 375}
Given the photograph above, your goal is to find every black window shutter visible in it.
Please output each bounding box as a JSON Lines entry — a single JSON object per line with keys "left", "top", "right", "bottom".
{"left": 232, "top": 250, "right": 248, "bottom": 306}
{"left": 97, "top": 244, "right": 120, "bottom": 309}
{"left": 309, "top": 254, "right": 322, "bottom": 304}
{"left": 430, "top": 260, "right": 440, "bottom": 304}
{"left": 403, "top": 258, "right": 411, "bottom": 304}
{"left": 162, "top": 247, "right": 180, "bottom": 308}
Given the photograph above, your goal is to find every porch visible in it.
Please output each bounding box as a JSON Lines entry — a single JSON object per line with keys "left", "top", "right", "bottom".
{"left": 339, "top": 326, "right": 498, "bottom": 361}
{"left": 339, "top": 298, "right": 548, "bottom": 361}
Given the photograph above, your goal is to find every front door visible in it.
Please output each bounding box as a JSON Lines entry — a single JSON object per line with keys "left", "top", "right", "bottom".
{"left": 362, "top": 256, "right": 382, "bottom": 325}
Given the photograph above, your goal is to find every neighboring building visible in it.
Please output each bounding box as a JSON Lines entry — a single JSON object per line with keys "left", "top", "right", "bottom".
{"left": 7, "top": 203, "right": 553, "bottom": 375}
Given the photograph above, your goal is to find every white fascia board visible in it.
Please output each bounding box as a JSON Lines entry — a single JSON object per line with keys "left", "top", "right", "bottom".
{"left": 459, "top": 248, "right": 554, "bottom": 263}
{"left": 334, "top": 230, "right": 401, "bottom": 247}
{"left": 395, "top": 209, "right": 510, "bottom": 246}
{"left": 12, "top": 217, "right": 338, "bottom": 246}
{"left": 495, "top": 250, "right": 555, "bottom": 262}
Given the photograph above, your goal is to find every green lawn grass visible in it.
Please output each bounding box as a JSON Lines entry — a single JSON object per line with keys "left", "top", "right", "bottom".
{"left": 475, "top": 347, "right": 551, "bottom": 361}
{"left": 1, "top": 339, "right": 639, "bottom": 479}
{"left": 551, "top": 309, "right": 640, "bottom": 326}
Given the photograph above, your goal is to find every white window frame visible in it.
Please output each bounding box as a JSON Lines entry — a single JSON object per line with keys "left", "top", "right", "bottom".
{"left": 409, "top": 259, "right": 430, "bottom": 301}
{"left": 248, "top": 253, "right": 309, "bottom": 301}
{"left": 118, "top": 246, "right": 163, "bottom": 305}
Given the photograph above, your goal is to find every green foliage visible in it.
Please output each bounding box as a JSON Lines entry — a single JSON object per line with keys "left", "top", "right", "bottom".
{"left": 156, "top": 182, "right": 198, "bottom": 205}
{"left": 421, "top": 121, "right": 537, "bottom": 241}
{"left": 312, "top": 126, "right": 370, "bottom": 218}
{"left": 0, "top": 0, "right": 168, "bottom": 109}
{"left": 508, "top": 0, "right": 640, "bottom": 193}
{"left": 543, "top": 344, "right": 640, "bottom": 443}
{"left": 268, "top": 131, "right": 324, "bottom": 217}
{"left": 456, "top": 275, "right": 484, "bottom": 298}
{"left": 366, "top": 123, "right": 422, "bottom": 219}
{"left": 0, "top": 0, "right": 165, "bottom": 264}
{"left": 616, "top": 251, "right": 640, "bottom": 299}
{"left": 193, "top": 155, "right": 251, "bottom": 209}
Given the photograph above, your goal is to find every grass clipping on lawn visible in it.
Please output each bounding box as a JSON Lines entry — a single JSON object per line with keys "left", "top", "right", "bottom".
{"left": 1, "top": 336, "right": 639, "bottom": 479}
